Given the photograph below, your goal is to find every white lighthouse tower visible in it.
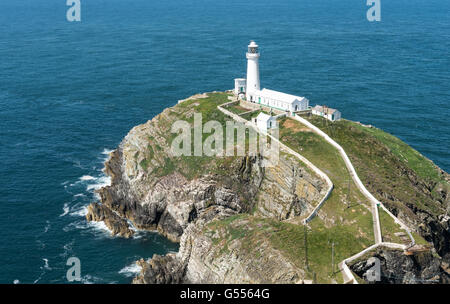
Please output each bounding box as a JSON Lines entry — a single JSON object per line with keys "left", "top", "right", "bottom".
{"left": 246, "top": 40, "right": 260, "bottom": 102}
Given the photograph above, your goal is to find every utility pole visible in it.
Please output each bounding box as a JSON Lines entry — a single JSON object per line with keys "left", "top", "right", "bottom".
{"left": 348, "top": 176, "right": 351, "bottom": 199}
{"left": 331, "top": 241, "right": 335, "bottom": 275}
{"left": 304, "top": 225, "right": 309, "bottom": 271}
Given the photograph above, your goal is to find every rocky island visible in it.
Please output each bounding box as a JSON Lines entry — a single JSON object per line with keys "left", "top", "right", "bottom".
{"left": 86, "top": 91, "right": 449, "bottom": 284}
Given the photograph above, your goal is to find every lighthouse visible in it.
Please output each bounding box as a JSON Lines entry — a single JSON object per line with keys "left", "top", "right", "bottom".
{"left": 234, "top": 41, "right": 310, "bottom": 114}
{"left": 246, "top": 40, "right": 260, "bottom": 102}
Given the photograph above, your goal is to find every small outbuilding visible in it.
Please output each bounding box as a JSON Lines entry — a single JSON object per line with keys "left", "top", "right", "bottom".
{"left": 234, "top": 78, "right": 247, "bottom": 96}
{"left": 311, "top": 105, "right": 341, "bottom": 121}
{"left": 254, "top": 112, "right": 277, "bottom": 132}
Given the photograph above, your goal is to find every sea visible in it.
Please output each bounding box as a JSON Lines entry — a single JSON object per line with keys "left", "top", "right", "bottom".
{"left": 0, "top": 0, "right": 448, "bottom": 283}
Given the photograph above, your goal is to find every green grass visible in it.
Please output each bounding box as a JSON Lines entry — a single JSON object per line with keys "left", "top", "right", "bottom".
{"left": 378, "top": 208, "right": 406, "bottom": 244}
{"left": 271, "top": 219, "right": 373, "bottom": 283}
{"left": 302, "top": 115, "right": 447, "bottom": 217}
{"left": 148, "top": 92, "right": 241, "bottom": 180}
{"left": 352, "top": 123, "right": 442, "bottom": 182}
{"left": 411, "top": 232, "right": 431, "bottom": 246}
{"left": 226, "top": 103, "right": 252, "bottom": 115}
{"left": 139, "top": 144, "right": 154, "bottom": 171}
{"left": 203, "top": 214, "right": 372, "bottom": 283}
{"left": 240, "top": 109, "right": 271, "bottom": 121}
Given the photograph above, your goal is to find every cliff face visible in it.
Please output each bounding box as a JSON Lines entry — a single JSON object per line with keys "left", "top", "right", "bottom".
{"left": 91, "top": 136, "right": 324, "bottom": 242}
{"left": 133, "top": 215, "right": 306, "bottom": 284}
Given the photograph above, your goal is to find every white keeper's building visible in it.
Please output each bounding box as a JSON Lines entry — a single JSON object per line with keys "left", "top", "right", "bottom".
{"left": 234, "top": 41, "right": 309, "bottom": 113}
{"left": 254, "top": 112, "right": 277, "bottom": 132}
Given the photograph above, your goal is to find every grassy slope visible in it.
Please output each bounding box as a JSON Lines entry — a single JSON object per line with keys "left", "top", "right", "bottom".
{"left": 302, "top": 115, "right": 448, "bottom": 218}
{"left": 204, "top": 213, "right": 372, "bottom": 283}
{"left": 225, "top": 103, "right": 252, "bottom": 115}
{"left": 139, "top": 92, "right": 237, "bottom": 180}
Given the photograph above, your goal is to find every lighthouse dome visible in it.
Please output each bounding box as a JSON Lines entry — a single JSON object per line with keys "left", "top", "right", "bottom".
{"left": 249, "top": 40, "right": 258, "bottom": 47}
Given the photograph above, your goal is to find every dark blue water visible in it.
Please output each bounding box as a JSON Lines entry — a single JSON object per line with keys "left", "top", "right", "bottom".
{"left": 0, "top": 0, "right": 448, "bottom": 283}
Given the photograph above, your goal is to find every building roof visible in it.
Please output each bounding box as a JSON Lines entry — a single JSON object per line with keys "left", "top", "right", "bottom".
{"left": 312, "top": 105, "right": 339, "bottom": 115}
{"left": 258, "top": 88, "right": 307, "bottom": 104}
{"left": 256, "top": 112, "right": 274, "bottom": 122}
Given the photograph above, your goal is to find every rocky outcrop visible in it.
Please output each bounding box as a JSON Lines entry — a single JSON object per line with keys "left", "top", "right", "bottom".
{"left": 134, "top": 214, "right": 305, "bottom": 284}
{"left": 350, "top": 248, "right": 450, "bottom": 284}
{"left": 256, "top": 154, "right": 324, "bottom": 220}
{"left": 133, "top": 255, "right": 185, "bottom": 284}
{"left": 85, "top": 202, "right": 134, "bottom": 238}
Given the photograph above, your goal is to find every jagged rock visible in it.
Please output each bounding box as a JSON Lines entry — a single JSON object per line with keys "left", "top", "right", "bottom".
{"left": 132, "top": 255, "right": 185, "bottom": 284}
{"left": 350, "top": 249, "right": 449, "bottom": 284}
{"left": 134, "top": 214, "right": 305, "bottom": 284}
{"left": 85, "top": 202, "right": 134, "bottom": 238}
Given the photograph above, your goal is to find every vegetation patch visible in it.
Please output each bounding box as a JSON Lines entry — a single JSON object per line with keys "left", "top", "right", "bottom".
{"left": 302, "top": 115, "right": 447, "bottom": 217}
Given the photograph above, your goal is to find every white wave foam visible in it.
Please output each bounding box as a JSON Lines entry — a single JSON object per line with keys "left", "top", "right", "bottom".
{"left": 86, "top": 176, "right": 111, "bottom": 192}
{"left": 13, "top": 279, "right": 20, "bottom": 284}
{"left": 80, "top": 274, "right": 102, "bottom": 284}
{"left": 119, "top": 262, "right": 142, "bottom": 277}
{"left": 43, "top": 221, "right": 51, "bottom": 233}
{"left": 42, "top": 258, "right": 52, "bottom": 270}
{"left": 88, "top": 221, "right": 111, "bottom": 233}
{"left": 70, "top": 205, "right": 88, "bottom": 217}
{"left": 102, "top": 148, "right": 114, "bottom": 155}
{"left": 64, "top": 219, "right": 113, "bottom": 240}
{"left": 79, "top": 175, "right": 95, "bottom": 181}
{"left": 60, "top": 203, "right": 70, "bottom": 217}
{"left": 86, "top": 221, "right": 116, "bottom": 239}
{"left": 33, "top": 258, "right": 52, "bottom": 284}
{"left": 60, "top": 241, "right": 74, "bottom": 259}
